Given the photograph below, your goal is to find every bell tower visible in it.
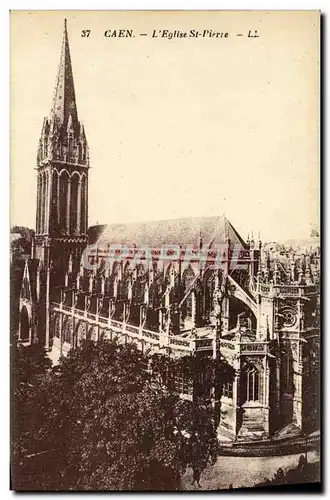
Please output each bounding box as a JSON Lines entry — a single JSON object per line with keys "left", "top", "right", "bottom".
{"left": 35, "top": 19, "right": 89, "bottom": 266}
{"left": 33, "top": 19, "right": 89, "bottom": 348}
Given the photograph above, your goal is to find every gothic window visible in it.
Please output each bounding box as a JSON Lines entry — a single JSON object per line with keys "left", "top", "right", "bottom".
{"left": 20, "top": 307, "right": 30, "bottom": 342}
{"left": 136, "top": 263, "right": 145, "bottom": 278}
{"left": 70, "top": 173, "right": 79, "bottom": 233}
{"left": 124, "top": 261, "right": 131, "bottom": 281}
{"left": 43, "top": 172, "right": 49, "bottom": 233}
{"left": 63, "top": 318, "right": 71, "bottom": 344}
{"left": 282, "top": 351, "right": 293, "bottom": 393}
{"left": 59, "top": 170, "right": 69, "bottom": 231}
{"left": 22, "top": 277, "right": 30, "bottom": 300}
{"left": 183, "top": 265, "right": 195, "bottom": 289}
{"left": 51, "top": 170, "right": 59, "bottom": 229}
{"left": 36, "top": 175, "right": 41, "bottom": 234}
{"left": 241, "top": 364, "right": 261, "bottom": 403}
{"left": 40, "top": 173, "right": 46, "bottom": 234}
{"left": 222, "top": 381, "right": 233, "bottom": 399}
{"left": 183, "top": 266, "right": 195, "bottom": 320}
{"left": 203, "top": 268, "right": 214, "bottom": 321}
{"left": 117, "top": 279, "right": 122, "bottom": 300}
{"left": 186, "top": 293, "right": 193, "bottom": 319}
{"left": 80, "top": 176, "right": 86, "bottom": 233}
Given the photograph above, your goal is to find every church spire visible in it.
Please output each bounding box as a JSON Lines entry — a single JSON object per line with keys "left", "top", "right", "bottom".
{"left": 36, "top": 19, "right": 89, "bottom": 242}
{"left": 50, "top": 19, "right": 78, "bottom": 133}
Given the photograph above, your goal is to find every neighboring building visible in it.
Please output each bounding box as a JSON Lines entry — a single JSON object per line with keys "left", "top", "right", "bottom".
{"left": 17, "top": 20, "right": 320, "bottom": 445}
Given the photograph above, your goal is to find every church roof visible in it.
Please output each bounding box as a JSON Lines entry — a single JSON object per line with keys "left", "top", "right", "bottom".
{"left": 88, "top": 216, "right": 247, "bottom": 251}
{"left": 50, "top": 19, "right": 79, "bottom": 133}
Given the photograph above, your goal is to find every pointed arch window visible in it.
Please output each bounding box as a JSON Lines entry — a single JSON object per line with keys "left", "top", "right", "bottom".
{"left": 62, "top": 317, "right": 71, "bottom": 344}
{"left": 282, "top": 351, "right": 293, "bottom": 393}
{"left": 59, "top": 170, "right": 70, "bottom": 231}
{"left": 183, "top": 266, "right": 195, "bottom": 320}
{"left": 51, "top": 170, "right": 59, "bottom": 231}
{"left": 36, "top": 174, "right": 42, "bottom": 234}
{"left": 203, "top": 268, "right": 215, "bottom": 321}
{"left": 40, "top": 173, "right": 46, "bottom": 234}
{"left": 80, "top": 176, "right": 86, "bottom": 233}
{"left": 22, "top": 277, "right": 30, "bottom": 300}
{"left": 70, "top": 173, "right": 80, "bottom": 233}
{"left": 242, "top": 364, "right": 261, "bottom": 403}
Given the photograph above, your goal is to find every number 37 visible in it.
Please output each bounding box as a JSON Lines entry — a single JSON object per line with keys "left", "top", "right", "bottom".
{"left": 81, "top": 30, "right": 91, "bottom": 37}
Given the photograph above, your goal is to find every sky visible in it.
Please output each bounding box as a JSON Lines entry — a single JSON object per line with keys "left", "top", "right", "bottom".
{"left": 10, "top": 10, "right": 320, "bottom": 242}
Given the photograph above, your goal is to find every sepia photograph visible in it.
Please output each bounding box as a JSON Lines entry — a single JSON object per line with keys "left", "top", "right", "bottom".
{"left": 10, "top": 10, "right": 320, "bottom": 491}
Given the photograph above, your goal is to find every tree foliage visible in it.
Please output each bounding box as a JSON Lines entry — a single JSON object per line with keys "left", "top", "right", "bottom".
{"left": 11, "top": 342, "right": 53, "bottom": 488}
{"left": 11, "top": 339, "right": 234, "bottom": 491}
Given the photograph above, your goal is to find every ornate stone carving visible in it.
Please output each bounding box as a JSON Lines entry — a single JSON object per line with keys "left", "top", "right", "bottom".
{"left": 279, "top": 305, "right": 298, "bottom": 328}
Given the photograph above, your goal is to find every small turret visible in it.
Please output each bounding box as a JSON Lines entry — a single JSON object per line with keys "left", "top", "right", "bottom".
{"left": 305, "top": 263, "right": 312, "bottom": 285}
{"left": 258, "top": 231, "right": 262, "bottom": 251}
{"left": 67, "top": 114, "right": 74, "bottom": 135}
{"left": 298, "top": 261, "right": 304, "bottom": 284}
{"left": 257, "top": 252, "right": 262, "bottom": 284}
{"left": 250, "top": 230, "right": 255, "bottom": 250}
{"left": 79, "top": 123, "right": 87, "bottom": 143}
{"left": 273, "top": 259, "right": 280, "bottom": 285}
{"left": 290, "top": 257, "right": 296, "bottom": 283}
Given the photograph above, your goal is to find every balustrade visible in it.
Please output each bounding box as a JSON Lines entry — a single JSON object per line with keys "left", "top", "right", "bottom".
{"left": 126, "top": 324, "right": 140, "bottom": 335}
{"left": 220, "top": 339, "right": 236, "bottom": 350}
{"left": 142, "top": 330, "right": 160, "bottom": 341}
{"left": 169, "top": 337, "right": 191, "bottom": 348}
{"left": 52, "top": 302, "right": 217, "bottom": 352}
{"left": 195, "top": 338, "right": 213, "bottom": 350}
{"left": 240, "top": 342, "right": 268, "bottom": 353}
{"left": 98, "top": 316, "right": 108, "bottom": 324}
{"left": 277, "top": 286, "right": 299, "bottom": 296}
{"left": 304, "top": 285, "right": 317, "bottom": 295}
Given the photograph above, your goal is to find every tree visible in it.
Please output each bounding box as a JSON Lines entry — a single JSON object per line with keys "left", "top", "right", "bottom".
{"left": 11, "top": 339, "right": 235, "bottom": 491}
{"left": 11, "top": 342, "right": 53, "bottom": 490}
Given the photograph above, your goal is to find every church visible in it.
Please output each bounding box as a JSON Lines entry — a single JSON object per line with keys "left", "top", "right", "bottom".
{"left": 17, "top": 20, "right": 320, "bottom": 446}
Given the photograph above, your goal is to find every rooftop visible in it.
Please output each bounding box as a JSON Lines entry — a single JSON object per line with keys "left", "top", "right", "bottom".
{"left": 88, "top": 215, "right": 247, "bottom": 250}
